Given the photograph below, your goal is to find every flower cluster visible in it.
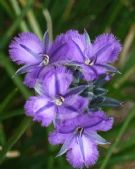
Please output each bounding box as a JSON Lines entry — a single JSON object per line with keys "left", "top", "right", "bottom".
{"left": 9, "top": 29, "right": 122, "bottom": 168}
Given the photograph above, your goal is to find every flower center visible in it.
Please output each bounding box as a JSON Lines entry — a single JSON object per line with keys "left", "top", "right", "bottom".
{"left": 55, "top": 96, "right": 65, "bottom": 106}
{"left": 42, "top": 54, "right": 49, "bottom": 65}
{"left": 84, "top": 58, "right": 94, "bottom": 66}
{"left": 76, "top": 127, "right": 84, "bottom": 135}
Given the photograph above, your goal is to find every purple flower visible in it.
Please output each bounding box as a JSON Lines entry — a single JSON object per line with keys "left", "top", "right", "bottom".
{"left": 56, "top": 30, "right": 122, "bottom": 81}
{"left": 49, "top": 111, "right": 113, "bottom": 168}
{"left": 24, "top": 67, "right": 88, "bottom": 126}
{"left": 9, "top": 31, "right": 68, "bottom": 87}
{"left": 9, "top": 28, "right": 121, "bottom": 169}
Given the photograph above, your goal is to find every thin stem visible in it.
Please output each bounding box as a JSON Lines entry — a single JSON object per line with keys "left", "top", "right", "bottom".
{"left": 104, "top": 0, "right": 123, "bottom": 31}
{"left": 119, "top": 24, "right": 135, "bottom": 68}
{"left": 19, "top": 0, "right": 42, "bottom": 38}
{"left": 0, "top": 109, "right": 23, "bottom": 121}
{"left": 114, "top": 66, "right": 135, "bottom": 89}
{"left": 0, "top": 0, "right": 14, "bottom": 18}
{"left": 0, "top": 53, "right": 31, "bottom": 99}
{"left": 0, "top": 117, "right": 32, "bottom": 164}
{"left": 62, "top": 0, "right": 74, "bottom": 21}
{"left": 100, "top": 105, "right": 135, "bottom": 169}
{"left": 10, "top": 0, "right": 28, "bottom": 32}
{"left": 1, "top": 0, "right": 34, "bottom": 48}
{"left": 0, "top": 53, "right": 32, "bottom": 163}
{"left": 0, "top": 88, "right": 18, "bottom": 114}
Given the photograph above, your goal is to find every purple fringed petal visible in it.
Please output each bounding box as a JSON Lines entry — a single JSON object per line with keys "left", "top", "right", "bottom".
{"left": 81, "top": 65, "right": 98, "bottom": 81}
{"left": 48, "top": 131, "right": 70, "bottom": 145}
{"left": 42, "top": 67, "right": 58, "bottom": 97}
{"left": 24, "top": 67, "right": 41, "bottom": 88}
{"left": 57, "top": 95, "right": 88, "bottom": 121}
{"left": 42, "top": 66, "right": 73, "bottom": 97}
{"left": 9, "top": 32, "right": 44, "bottom": 65}
{"left": 65, "top": 95, "right": 88, "bottom": 112}
{"left": 82, "top": 63, "right": 118, "bottom": 81}
{"left": 49, "top": 41, "right": 68, "bottom": 63}
{"left": 56, "top": 116, "right": 83, "bottom": 134}
{"left": 57, "top": 106, "right": 79, "bottom": 121}
{"left": 24, "top": 66, "right": 51, "bottom": 88}
{"left": 24, "top": 96, "right": 55, "bottom": 127}
{"left": 93, "top": 33, "right": 122, "bottom": 63}
{"left": 84, "top": 131, "right": 110, "bottom": 145}
{"left": 86, "top": 111, "right": 114, "bottom": 131}
{"left": 57, "top": 111, "right": 113, "bottom": 134}
{"left": 56, "top": 134, "right": 76, "bottom": 157}
{"left": 66, "top": 135, "right": 99, "bottom": 169}
{"left": 50, "top": 30, "right": 86, "bottom": 63}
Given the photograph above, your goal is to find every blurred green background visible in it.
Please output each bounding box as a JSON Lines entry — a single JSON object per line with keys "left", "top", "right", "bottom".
{"left": 0, "top": 0, "right": 135, "bottom": 169}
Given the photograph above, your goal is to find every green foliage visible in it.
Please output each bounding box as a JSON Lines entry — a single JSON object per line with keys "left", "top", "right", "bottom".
{"left": 0, "top": 0, "right": 135, "bottom": 168}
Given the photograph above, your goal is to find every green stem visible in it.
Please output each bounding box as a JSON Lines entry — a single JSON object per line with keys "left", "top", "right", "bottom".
{"left": 0, "top": 117, "right": 32, "bottom": 164}
{"left": 25, "top": 10, "right": 42, "bottom": 38}
{"left": 0, "top": 0, "right": 41, "bottom": 165}
{"left": 62, "top": 0, "right": 74, "bottom": 21}
{"left": 0, "top": 0, "right": 14, "bottom": 18}
{"left": 10, "top": 0, "right": 28, "bottom": 32}
{"left": 115, "top": 134, "right": 135, "bottom": 153}
{"left": 100, "top": 105, "right": 135, "bottom": 169}
{"left": 20, "top": 0, "right": 42, "bottom": 38}
{"left": 105, "top": 0, "right": 122, "bottom": 30}
{"left": 0, "top": 53, "right": 31, "bottom": 99}
{"left": 0, "top": 88, "right": 18, "bottom": 114}
{"left": 98, "top": 151, "right": 135, "bottom": 166}
{"left": 0, "top": 109, "right": 23, "bottom": 121}
{"left": 114, "top": 66, "right": 135, "bottom": 89}
{"left": 1, "top": 0, "right": 34, "bottom": 48}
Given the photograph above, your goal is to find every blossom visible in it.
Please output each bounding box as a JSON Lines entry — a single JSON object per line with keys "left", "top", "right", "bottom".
{"left": 9, "top": 28, "right": 122, "bottom": 168}
{"left": 24, "top": 67, "right": 88, "bottom": 126}
{"left": 49, "top": 111, "right": 113, "bottom": 168}
{"left": 56, "top": 30, "right": 122, "bottom": 81}
{"left": 9, "top": 31, "right": 68, "bottom": 87}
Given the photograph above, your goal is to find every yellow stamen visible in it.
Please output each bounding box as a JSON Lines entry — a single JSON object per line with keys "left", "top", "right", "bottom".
{"left": 55, "top": 96, "right": 65, "bottom": 106}
{"left": 42, "top": 54, "right": 49, "bottom": 65}
{"left": 84, "top": 58, "right": 94, "bottom": 66}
